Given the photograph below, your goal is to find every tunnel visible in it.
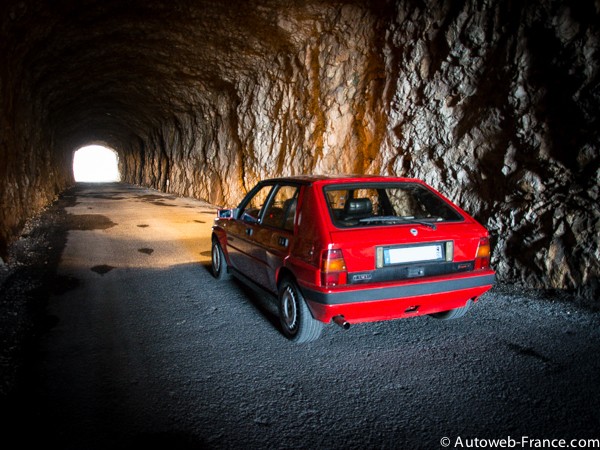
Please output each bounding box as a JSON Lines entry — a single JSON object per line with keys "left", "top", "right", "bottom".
{"left": 0, "top": 0, "right": 598, "bottom": 300}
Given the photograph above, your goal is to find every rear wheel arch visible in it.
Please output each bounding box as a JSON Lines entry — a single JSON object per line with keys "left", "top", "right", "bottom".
{"left": 277, "top": 274, "right": 323, "bottom": 343}
{"left": 276, "top": 267, "right": 295, "bottom": 290}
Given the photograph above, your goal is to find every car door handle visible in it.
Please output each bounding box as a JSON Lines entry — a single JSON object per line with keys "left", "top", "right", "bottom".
{"left": 278, "top": 236, "right": 289, "bottom": 247}
{"left": 245, "top": 228, "right": 253, "bottom": 236}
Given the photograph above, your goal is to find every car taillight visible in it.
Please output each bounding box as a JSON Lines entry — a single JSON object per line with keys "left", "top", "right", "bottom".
{"left": 320, "top": 249, "right": 347, "bottom": 287}
{"left": 474, "top": 237, "right": 491, "bottom": 270}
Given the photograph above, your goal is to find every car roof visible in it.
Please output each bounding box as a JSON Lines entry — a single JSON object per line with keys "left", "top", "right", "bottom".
{"left": 263, "top": 174, "right": 423, "bottom": 185}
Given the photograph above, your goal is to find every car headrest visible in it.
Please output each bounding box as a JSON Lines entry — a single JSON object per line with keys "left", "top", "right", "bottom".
{"left": 345, "top": 198, "right": 372, "bottom": 217}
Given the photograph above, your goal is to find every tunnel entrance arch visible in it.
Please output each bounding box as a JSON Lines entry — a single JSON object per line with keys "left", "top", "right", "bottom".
{"left": 73, "top": 145, "right": 121, "bottom": 182}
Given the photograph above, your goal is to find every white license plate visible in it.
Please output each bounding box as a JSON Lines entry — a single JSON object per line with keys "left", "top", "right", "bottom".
{"left": 384, "top": 244, "right": 443, "bottom": 265}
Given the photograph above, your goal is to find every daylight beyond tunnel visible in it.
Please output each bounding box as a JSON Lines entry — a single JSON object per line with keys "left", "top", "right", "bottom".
{"left": 0, "top": 0, "right": 598, "bottom": 300}
{"left": 73, "top": 146, "right": 120, "bottom": 182}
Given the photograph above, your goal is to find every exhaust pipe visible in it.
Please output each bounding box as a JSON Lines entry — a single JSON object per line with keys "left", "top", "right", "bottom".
{"left": 332, "top": 315, "right": 350, "bottom": 330}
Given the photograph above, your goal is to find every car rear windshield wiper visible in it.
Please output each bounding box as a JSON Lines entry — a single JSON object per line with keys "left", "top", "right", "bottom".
{"left": 358, "top": 216, "right": 438, "bottom": 230}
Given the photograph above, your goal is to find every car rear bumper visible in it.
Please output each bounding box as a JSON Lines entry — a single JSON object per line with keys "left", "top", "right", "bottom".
{"left": 300, "top": 271, "right": 495, "bottom": 324}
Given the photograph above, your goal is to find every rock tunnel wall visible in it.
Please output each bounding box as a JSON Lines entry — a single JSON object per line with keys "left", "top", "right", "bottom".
{"left": 1, "top": 0, "right": 599, "bottom": 300}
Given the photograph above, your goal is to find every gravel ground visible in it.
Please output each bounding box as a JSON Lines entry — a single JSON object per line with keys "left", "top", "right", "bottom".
{"left": 1, "top": 183, "right": 599, "bottom": 450}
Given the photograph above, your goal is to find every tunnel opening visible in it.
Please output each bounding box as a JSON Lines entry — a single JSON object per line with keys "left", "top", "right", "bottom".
{"left": 73, "top": 145, "right": 121, "bottom": 182}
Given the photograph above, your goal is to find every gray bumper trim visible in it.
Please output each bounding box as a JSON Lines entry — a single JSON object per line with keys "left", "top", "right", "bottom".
{"left": 302, "top": 273, "right": 495, "bottom": 305}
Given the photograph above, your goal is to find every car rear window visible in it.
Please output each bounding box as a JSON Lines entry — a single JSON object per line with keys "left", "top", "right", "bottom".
{"left": 323, "top": 183, "right": 464, "bottom": 228}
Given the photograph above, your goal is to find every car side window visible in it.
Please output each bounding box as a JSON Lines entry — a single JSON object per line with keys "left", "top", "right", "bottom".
{"left": 261, "top": 185, "right": 299, "bottom": 231}
{"left": 239, "top": 185, "right": 273, "bottom": 223}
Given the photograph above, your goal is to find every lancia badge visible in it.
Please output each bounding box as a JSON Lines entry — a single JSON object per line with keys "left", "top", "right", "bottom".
{"left": 410, "top": 228, "right": 418, "bottom": 236}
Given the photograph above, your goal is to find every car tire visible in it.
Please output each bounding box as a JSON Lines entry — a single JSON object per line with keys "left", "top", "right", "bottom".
{"left": 278, "top": 277, "right": 323, "bottom": 343}
{"left": 211, "top": 238, "right": 229, "bottom": 280}
{"left": 430, "top": 299, "right": 473, "bottom": 320}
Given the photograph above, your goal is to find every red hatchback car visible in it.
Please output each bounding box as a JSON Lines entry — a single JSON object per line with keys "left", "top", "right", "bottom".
{"left": 211, "top": 175, "right": 495, "bottom": 343}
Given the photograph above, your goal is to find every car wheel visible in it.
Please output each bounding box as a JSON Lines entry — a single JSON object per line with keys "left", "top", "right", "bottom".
{"left": 211, "top": 238, "right": 229, "bottom": 280}
{"left": 430, "top": 299, "right": 473, "bottom": 320}
{"left": 278, "top": 277, "right": 323, "bottom": 343}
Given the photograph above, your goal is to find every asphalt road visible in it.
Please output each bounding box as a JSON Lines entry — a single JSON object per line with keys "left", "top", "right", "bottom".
{"left": 8, "top": 183, "right": 600, "bottom": 449}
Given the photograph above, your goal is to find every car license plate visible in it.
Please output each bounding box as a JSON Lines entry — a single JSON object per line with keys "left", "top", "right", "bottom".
{"left": 382, "top": 244, "right": 444, "bottom": 265}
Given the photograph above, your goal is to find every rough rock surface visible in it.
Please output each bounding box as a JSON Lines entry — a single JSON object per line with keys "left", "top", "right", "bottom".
{"left": 1, "top": 0, "right": 599, "bottom": 300}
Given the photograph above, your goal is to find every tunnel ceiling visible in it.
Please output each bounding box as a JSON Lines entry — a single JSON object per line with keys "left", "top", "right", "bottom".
{"left": 1, "top": 0, "right": 599, "bottom": 300}
{"left": 14, "top": 0, "right": 328, "bottom": 149}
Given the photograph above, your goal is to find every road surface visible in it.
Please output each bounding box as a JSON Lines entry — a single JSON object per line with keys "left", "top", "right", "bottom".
{"left": 7, "top": 183, "right": 600, "bottom": 449}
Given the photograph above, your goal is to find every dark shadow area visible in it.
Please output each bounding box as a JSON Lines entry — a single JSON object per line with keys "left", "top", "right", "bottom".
{"left": 200, "top": 256, "right": 281, "bottom": 334}
{"left": 231, "top": 276, "right": 281, "bottom": 332}
{"left": 67, "top": 214, "right": 117, "bottom": 230}
{"left": 90, "top": 264, "right": 115, "bottom": 275}
{"left": 0, "top": 186, "right": 74, "bottom": 430}
{"left": 122, "top": 431, "right": 210, "bottom": 450}
{"left": 52, "top": 274, "right": 81, "bottom": 295}
{"left": 139, "top": 194, "right": 178, "bottom": 201}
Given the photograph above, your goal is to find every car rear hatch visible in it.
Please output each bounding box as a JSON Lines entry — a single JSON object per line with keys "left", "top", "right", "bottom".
{"left": 328, "top": 222, "right": 488, "bottom": 286}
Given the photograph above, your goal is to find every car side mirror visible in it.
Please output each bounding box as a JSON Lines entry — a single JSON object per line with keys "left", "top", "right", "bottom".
{"left": 217, "top": 208, "right": 238, "bottom": 219}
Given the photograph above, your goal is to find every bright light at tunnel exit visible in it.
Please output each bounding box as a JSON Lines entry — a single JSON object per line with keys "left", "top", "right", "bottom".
{"left": 73, "top": 145, "right": 121, "bottom": 182}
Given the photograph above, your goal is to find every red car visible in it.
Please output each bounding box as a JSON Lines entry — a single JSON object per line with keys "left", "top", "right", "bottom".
{"left": 211, "top": 175, "right": 495, "bottom": 343}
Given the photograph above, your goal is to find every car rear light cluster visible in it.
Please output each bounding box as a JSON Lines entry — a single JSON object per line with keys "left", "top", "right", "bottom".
{"left": 474, "top": 237, "right": 491, "bottom": 270}
{"left": 321, "top": 249, "right": 347, "bottom": 288}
